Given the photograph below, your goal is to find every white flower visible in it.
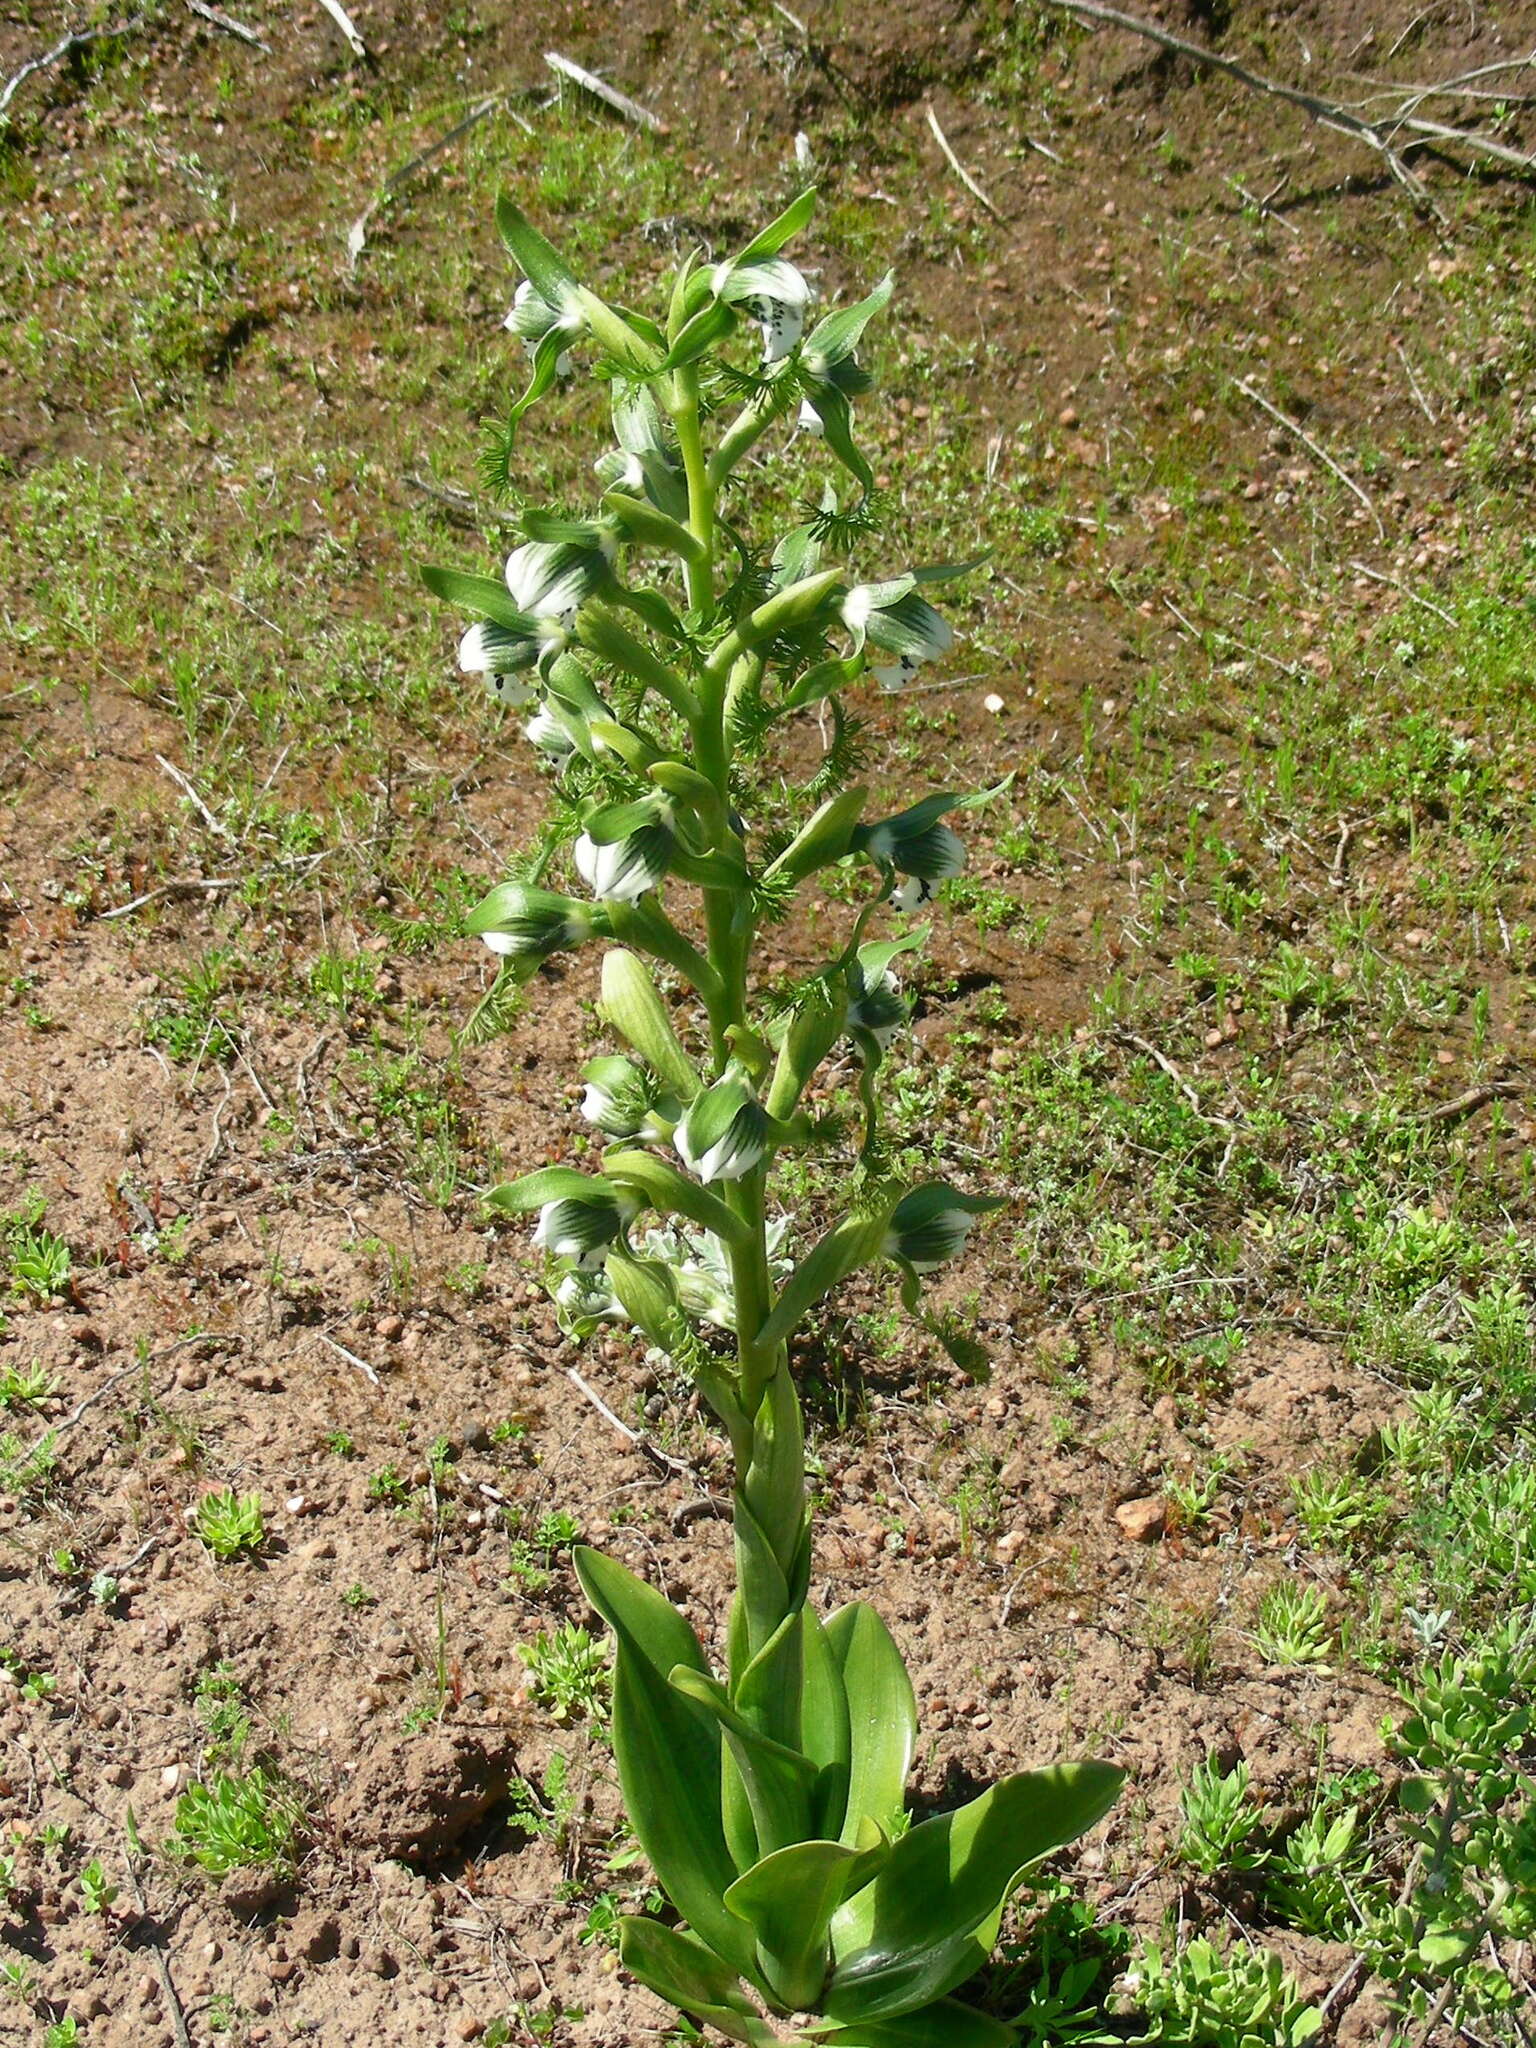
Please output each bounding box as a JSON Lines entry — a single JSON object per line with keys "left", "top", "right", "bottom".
{"left": 842, "top": 583, "right": 955, "bottom": 693}
{"left": 504, "top": 535, "right": 616, "bottom": 629}
{"left": 457, "top": 622, "right": 540, "bottom": 706}
{"left": 710, "top": 256, "right": 811, "bottom": 362}
{"left": 506, "top": 278, "right": 580, "bottom": 376}
{"left": 556, "top": 1268, "right": 628, "bottom": 1325}
{"left": 467, "top": 882, "right": 595, "bottom": 961}
{"left": 889, "top": 874, "right": 937, "bottom": 914}
{"left": 674, "top": 1069, "right": 770, "bottom": 1184}
{"left": 578, "top": 1055, "right": 666, "bottom": 1141}
{"left": 858, "top": 799, "right": 969, "bottom": 892}
{"left": 848, "top": 968, "right": 907, "bottom": 1050}
{"left": 573, "top": 821, "right": 672, "bottom": 904}
{"left": 533, "top": 1188, "right": 637, "bottom": 1270}
{"left": 523, "top": 702, "right": 577, "bottom": 761}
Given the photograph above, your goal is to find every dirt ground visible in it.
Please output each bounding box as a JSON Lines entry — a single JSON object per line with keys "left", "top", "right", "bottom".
{"left": 2, "top": 0, "right": 1534, "bottom": 2043}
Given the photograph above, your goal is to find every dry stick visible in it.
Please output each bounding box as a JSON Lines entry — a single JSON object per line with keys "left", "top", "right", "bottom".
{"left": 924, "top": 103, "right": 1003, "bottom": 218}
{"left": 403, "top": 470, "right": 520, "bottom": 529}
{"left": 348, "top": 92, "right": 506, "bottom": 271}
{"left": 560, "top": 1363, "right": 696, "bottom": 1481}
{"left": 184, "top": 0, "right": 270, "bottom": 52}
{"left": 1412, "top": 1079, "right": 1521, "bottom": 1124}
{"left": 317, "top": 0, "right": 367, "bottom": 60}
{"left": 1233, "top": 376, "right": 1385, "bottom": 539}
{"left": 156, "top": 751, "right": 230, "bottom": 838}
{"left": 1042, "top": 0, "right": 1438, "bottom": 210}
{"left": 1108, "top": 1026, "right": 1233, "bottom": 1127}
{"left": 1347, "top": 556, "right": 1456, "bottom": 626}
{"left": 1393, "top": 336, "right": 1438, "bottom": 423}
{"left": 315, "top": 1330, "right": 382, "bottom": 1387}
{"left": 0, "top": 16, "right": 142, "bottom": 119}
{"left": 120, "top": 1857, "right": 193, "bottom": 2048}
{"left": 544, "top": 50, "right": 668, "bottom": 133}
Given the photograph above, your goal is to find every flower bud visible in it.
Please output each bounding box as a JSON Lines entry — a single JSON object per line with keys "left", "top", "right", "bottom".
{"left": 674, "top": 1066, "right": 770, "bottom": 1184}
{"left": 466, "top": 882, "right": 597, "bottom": 961}
{"left": 882, "top": 1183, "right": 1000, "bottom": 1273}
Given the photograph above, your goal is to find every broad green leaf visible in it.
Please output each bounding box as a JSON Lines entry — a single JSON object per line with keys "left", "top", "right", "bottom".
{"left": 813, "top": 383, "right": 874, "bottom": 493}
{"left": 810, "top": 1996, "right": 1018, "bottom": 2047}
{"left": 763, "top": 787, "right": 869, "bottom": 885}
{"left": 669, "top": 1666, "right": 816, "bottom": 1858}
{"left": 482, "top": 1166, "right": 597, "bottom": 1214}
{"left": 734, "top": 186, "right": 816, "bottom": 265}
{"left": 601, "top": 1148, "right": 748, "bottom": 1244}
{"left": 758, "top": 1205, "right": 899, "bottom": 1352}
{"left": 824, "top": 1604, "right": 916, "bottom": 1853}
{"left": 599, "top": 949, "right": 702, "bottom": 1098}
{"left": 584, "top": 796, "right": 667, "bottom": 846}
{"left": 724, "top": 1837, "right": 889, "bottom": 2013}
{"left": 419, "top": 565, "right": 539, "bottom": 637}
{"left": 824, "top": 1764, "right": 1125, "bottom": 2023}
{"left": 574, "top": 1547, "right": 755, "bottom": 1975}
{"left": 618, "top": 1918, "right": 776, "bottom": 2046}
{"left": 735, "top": 1606, "right": 805, "bottom": 1757}
{"left": 801, "top": 1608, "right": 853, "bottom": 1841}
{"left": 804, "top": 271, "right": 894, "bottom": 369}
{"left": 495, "top": 194, "right": 583, "bottom": 312}
{"left": 604, "top": 489, "right": 706, "bottom": 564}
{"left": 730, "top": 1495, "right": 792, "bottom": 1668}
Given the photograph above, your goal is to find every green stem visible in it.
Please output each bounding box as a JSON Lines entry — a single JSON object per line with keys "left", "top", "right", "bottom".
{"left": 668, "top": 354, "right": 807, "bottom": 1683}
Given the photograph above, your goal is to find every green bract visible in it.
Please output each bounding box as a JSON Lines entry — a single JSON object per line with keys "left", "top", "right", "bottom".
{"left": 425, "top": 187, "right": 1120, "bottom": 2045}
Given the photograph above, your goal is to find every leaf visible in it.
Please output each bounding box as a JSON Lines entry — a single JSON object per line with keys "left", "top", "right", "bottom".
{"left": 618, "top": 1918, "right": 776, "bottom": 2046}
{"left": 804, "top": 271, "right": 894, "bottom": 370}
{"left": 810, "top": 1996, "right": 1018, "bottom": 2047}
{"left": 824, "top": 1604, "right": 916, "bottom": 1853}
{"left": 419, "top": 565, "right": 539, "bottom": 637}
{"left": 801, "top": 1608, "right": 853, "bottom": 1840}
{"left": 812, "top": 383, "right": 875, "bottom": 493}
{"left": 763, "top": 787, "right": 869, "bottom": 885}
{"left": 734, "top": 186, "right": 817, "bottom": 265}
{"left": 605, "top": 489, "right": 707, "bottom": 564}
{"left": 599, "top": 949, "right": 702, "bottom": 1098}
{"left": 483, "top": 1166, "right": 598, "bottom": 1214}
{"left": 668, "top": 1666, "right": 817, "bottom": 1859}
{"left": 724, "top": 1837, "right": 890, "bottom": 2012}
{"left": 574, "top": 1548, "right": 755, "bottom": 1974}
{"left": 496, "top": 194, "right": 583, "bottom": 312}
{"left": 601, "top": 1148, "right": 749, "bottom": 1244}
{"left": 660, "top": 297, "right": 737, "bottom": 371}
{"left": 823, "top": 1763, "right": 1125, "bottom": 2023}
{"left": 757, "top": 1206, "right": 898, "bottom": 1352}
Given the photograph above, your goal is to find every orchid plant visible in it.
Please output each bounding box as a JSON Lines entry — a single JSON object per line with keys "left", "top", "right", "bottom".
{"left": 425, "top": 187, "right": 1122, "bottom": 2048}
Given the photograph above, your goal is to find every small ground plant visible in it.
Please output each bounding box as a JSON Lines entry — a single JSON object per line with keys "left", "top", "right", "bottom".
{"left": 424, "top": 188, "right": 1121, "bottom": 2043}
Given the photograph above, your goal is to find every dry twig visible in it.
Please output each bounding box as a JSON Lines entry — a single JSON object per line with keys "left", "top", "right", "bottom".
{"left": 924, "top": 103, "right": 1002, "bottom": 218}
{"left": 348, "top": 93, "right": 508, "bottom": 271}
{"left": 317, "top": 0, "right": 367, "bottom": 61}
{"left": 1042, "top": 0, "right": 1536, "bottom": 209}
{"left": 1412, "top": 1079, "right": 1521, "bottom": 1125}
{"left": 315, "top": 1330, "right": 383, "bottom": 1387}
{"left": 1, "top": 17, "right": 142, "bottom": 120}
{"left": 559, "top": 1363, "right": 696, "bottom": 1481}
{"left": 544, "top": 50, "right": 668, "bottom": 133}
{"left": 1234, "top": 377, "right": 1384, "bottom": 537}
{"left": 184, "top": 0, "right": 270, "bottom": 52}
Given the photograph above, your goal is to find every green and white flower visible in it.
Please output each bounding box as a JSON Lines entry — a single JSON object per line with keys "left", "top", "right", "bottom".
{"left": 579, "top": 1055, "right": 674, "bottom": 1143}
{"left": 573, "top": 823, "right": 673, "bottom": 904}
{"left": 457, "top": 622, "right": 541, "bottom": 706}
{"left": 798, "top": 351, "right": 874, "bottom": 437}
{"left": 842, "top": 579, "right": 955, "bottom": 692}
{"left": 847, "top": 963, "right": 908, "bottom": 1052}
{"left": 883, "top": 1182, "right": 998, "bottom": 1273}
{"left": 505, "top": 276, "right": 583, "bottom": 378}
{"left": 855, "top": 793, "right": 968, "bottom": 912}
{"left": 710, "top": 256, "right": 812, "bottom": 361}
{"left": 555, "top": 1267, "right": 628, "bottom": 1326}
{"left": 523, "top": 700, "right": 578, "bottom": 761}
{"left": 533, "top": 1184, "right": 640, "bottom": 1271}
{"left": 674, "top": 1065, "right": 770, "bottom": 1183}
{"left": 466, "top": 881, "right": 599, "bottom": 963}
{"left": 505, "top": 532, "right": 617, "bottom": 627}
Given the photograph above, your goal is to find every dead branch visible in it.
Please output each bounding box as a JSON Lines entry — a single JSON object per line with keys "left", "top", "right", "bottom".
{"left": 1233, "top": 377, "right": 1384, "bottom": 538}
{"left": 924, "top": 103, "right": 1002, "bottom": 218}
{"left": 316, "top": 0, "right": 368, "bottom": 62}
{"left": 544, "top": 50, "right": 668, "bottom": 133}
{"left": 1411, "top": 1079, "right": 1521, "bottom": 1125}
{"left": 1043, "top": 0, "right": 1536, "bottom": 205}
{"left": 315, "top": 1330, "right": 383, "bottom": 1387}
{"left": 348, "top": 92, "right": 507, "bottom": 272}
{"left": 184, "top": 0, "right": 270, "bottom": 52}
{"left": 1, "top": 16, "right": 143, "bottom": 120}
